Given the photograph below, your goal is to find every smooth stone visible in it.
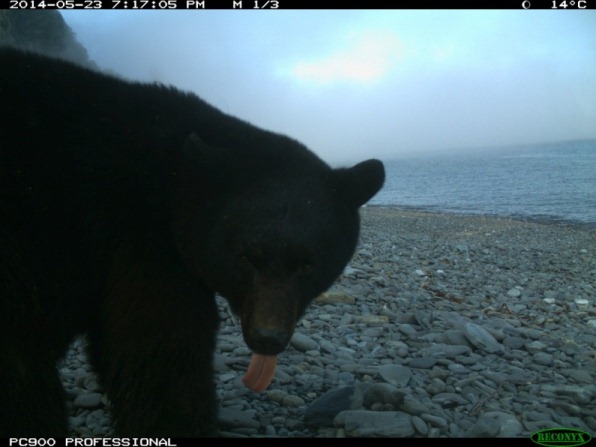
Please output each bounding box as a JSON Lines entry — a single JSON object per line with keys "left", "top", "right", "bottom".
{"left": 398, "top": 324, "right": 419, "bottom": 336}
{"left": 356, "top": 315, "right": 389, "bottom": 326}
{"left": 409, "top": 357, "right": 437, "bottom": 369}
{"left": 342, "top": 266, "right": 365, "bottom": 276}
{"left": 431, "top": 392, "right": 468, "bottom": 407}
{"left": 422, "top": 344, "right": 472, "bottom": 358}
{"left": 463, "top": 323, "right": 505, "bottom": 354}
{"left": 507, "top": 288, "right": 522, "bottom": 298}
{"left": 466, "top": 411, "right": 522, "bottom": 437}
{"left": 508, "top": 366, "right": 537, "bottom": 385}
{"left": 73, "top": 393, "right": 103, "bottom": 409}
{"left": 561, "top": 369, "right": 594, "bottom": 384}
{"left": 533, "top": 352, "right": 554, "bottom": 366}
{"left": 480, "top": 370, "right": 508, "bottom": 385}
{"left": 502, "top": 336, "right": 526, "bottom": 349}
{"left": 426, "top": 379, "right": 446, "bottom": 395}
{"left": 69, "top": 416, "right": 86, "bottom": 428}
{"left": 362, "top": 383, "right": 406, "bottom": 409}
{"left": 517, "top": 328, "right": 543, "bottom": 340}
{"left": 400, "top": 395, "right": 431, "bottom": 415}
{"left": 443, "top": 329, "right": 472, "bottom": 346}
{"left": 290, "top": 332, "right": 318, "bottom": 352}
{"left": 447, "top": 363, "right": 469, "bottom": 373}
{"left": 219, "top": 373, "right": 236, "bottom": 383}
{"left": 420, "top": 413, "right": 448, "bottom": 428}
{"left": 525, "top": 340, "right": 548, "bottom": 352}
{"left": 218, "top": 408, "right": 260, "bottom": 429}
{"left": 411, "top": 415, "right": 428, "bottom": 435}
{"left": 335, "top": 410, "right": 415, "bottom": 437}
{"left": 549, "top": 384, "right": 594, "bottom": 404}
{"left": 315, "top": 291, "right": 356, "bottom": 304}
{"left": 378, "top": 364, "right": 412, "bottom": 387}
{"left": 83, "top": 376, "right": 103, "bottom": 392}
{"left": 304, "top": 387, "right": 355, "bottom": 427}
{"left": 281, "top": 395, "right": 306, "bottom": 407}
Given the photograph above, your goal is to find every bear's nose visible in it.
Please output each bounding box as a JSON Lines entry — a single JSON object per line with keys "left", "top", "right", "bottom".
{"left": 250, "top": 327, "right": 288, "bottom": 355}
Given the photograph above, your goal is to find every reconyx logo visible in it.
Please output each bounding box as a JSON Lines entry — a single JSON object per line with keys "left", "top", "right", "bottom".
{"left": 531, "top": 428, "right": 592, "bottom": 447}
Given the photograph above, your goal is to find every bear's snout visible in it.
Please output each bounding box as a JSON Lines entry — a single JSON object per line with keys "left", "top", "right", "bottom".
{"left": 239, "top": 283, "right": 298, "bottom": 355}
{"left": 247, "top": 326, "right": 289, "bottom": 355}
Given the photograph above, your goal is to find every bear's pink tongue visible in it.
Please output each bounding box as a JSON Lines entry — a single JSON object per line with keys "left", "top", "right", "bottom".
{"left": 242, "top": 353, "right": 277, "bottom": 392}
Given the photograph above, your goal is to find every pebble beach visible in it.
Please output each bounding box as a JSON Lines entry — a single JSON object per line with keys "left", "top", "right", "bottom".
{"left": 60, "top": 206, "right": 596, "bottom": 438}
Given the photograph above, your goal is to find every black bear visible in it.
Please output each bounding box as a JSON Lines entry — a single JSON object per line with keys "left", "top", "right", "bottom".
{"left": 0, "top": 48, "right": 385, "bottom": 437}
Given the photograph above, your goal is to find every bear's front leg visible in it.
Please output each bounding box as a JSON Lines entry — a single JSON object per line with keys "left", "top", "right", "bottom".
{"left": 0, "top": 336, "right": 69, "bottom": 437}
{"left": 87, "top": 249, "right": 220, "bottom": 437}
{"left": 0, "top": 234, "right": 70, "bottom": 437}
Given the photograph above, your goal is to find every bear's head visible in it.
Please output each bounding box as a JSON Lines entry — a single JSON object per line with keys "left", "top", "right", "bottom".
{"left": 173, "top": 134, "right": 385, "bottom": 391}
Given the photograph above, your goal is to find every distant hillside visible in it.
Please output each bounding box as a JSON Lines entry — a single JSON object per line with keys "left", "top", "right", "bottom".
{"left": 0, "top": 10, "right": 97, "bottom": 69}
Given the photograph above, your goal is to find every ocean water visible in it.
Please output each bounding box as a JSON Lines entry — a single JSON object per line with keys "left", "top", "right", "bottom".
{"left": 368, "top": 139, "right": 596, "bottom": 226}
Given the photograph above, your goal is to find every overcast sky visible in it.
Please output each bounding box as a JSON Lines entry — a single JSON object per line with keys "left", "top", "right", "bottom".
{"left": 60, "top": 10, "right": 596, "bottom": 165}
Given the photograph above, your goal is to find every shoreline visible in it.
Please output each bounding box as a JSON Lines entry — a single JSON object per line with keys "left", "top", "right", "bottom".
{"left": 365, "top": 204, "right": 596, "bottom": 230}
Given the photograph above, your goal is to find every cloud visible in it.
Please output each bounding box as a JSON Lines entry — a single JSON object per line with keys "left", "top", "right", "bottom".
{"left": 285, "top": 30, "right": 402, "bottom": 85}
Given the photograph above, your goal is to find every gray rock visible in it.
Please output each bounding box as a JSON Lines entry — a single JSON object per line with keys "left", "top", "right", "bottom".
{"left": 378, "top": 364, "right": 412, "bottom": 387}
{"left": 363, "top": 383, "right": 406, "bottom": 409}
{"left": 426, "top": 378, "right": 446, "bottom": 395}
{"left": 502, "top": 336, "right": 526, "bottom": 349}
{"left": 517, "top": 328, "right": 544, "bottom": 340}
{"left": 400, "top": 394, "right": 431, "bottom": 415}
{"left": 507, "top": 288, "right": 522, "bottom": 298}
{"left": 431, "top": 392, "right": 468, "bottom": 407}
{"left": 281, "top": 394, "right": 306, "bottom": 407}
{"left": 290, "top": 332, "right": 318, "bottom": 352}
{"left": 73, "top": 392, "right": 103, "bottom": 409}
{"left": 304, "top": 387, "right": 355, "bottom": 427}
{"left": 533, "top": 352, "right": 554, "bottom": 366}
{"left": 561, "top": 369, "right": 594, "bottom": 384}
{"left": 68, "top": 415, "right": 86, "bottom": 428}
{"left": 422, "top": 344, "right": 472, "bottom": 358}
{"left": 398, "top": 324, "right": 419, "bottom": 337}
{"left": 447, "top": 363, "right": 469, "bottom": 373}
{"left": 219, "top": 373, "right": 236, "bottom": 383}
{"left": 467, "top": 411, "right": 523, "bottom": 437}
{"left": 411, "top": 415, "right": 428, "bottom": 435}
{"left": 549, "top": 384, "right": 595, "bottom": 404}
{"left": 508, "top": 366, "right": 537, "bottom": 385}
{"left": 463, "top": 323, "right": 505, "bottom": 354}
{"left": 83, "top": 375, "right": 103, "bottom": 392}
{"left": 409, "top": 357, "right": 437, "bottom": 369}
{"left": 525, "top": 340, "right": 548, "bottom": 353}
{"left": 420, "top": 413, "right": 449, "bottom": 428}
{"left": 444, "top": 329, "right": 472, "bottom": 346}
{"left": 480, "top": 370, "right": 508, "bottom": 385}
{"left": 466, "top": 415, "right": 499, "bottom": 437}
{"left": 335, "top": 410, "right": 415, "bottom": 437}
{"left": 218, "top": 408, "right": 261, "bottom": 430}
{"left": 265, "top": 390, "right": 304, "bottom": 407}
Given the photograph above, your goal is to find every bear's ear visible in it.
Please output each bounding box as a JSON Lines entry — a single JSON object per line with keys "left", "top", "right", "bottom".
{"left": 333, "top": 159, "right": 385, "bottom": 208}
